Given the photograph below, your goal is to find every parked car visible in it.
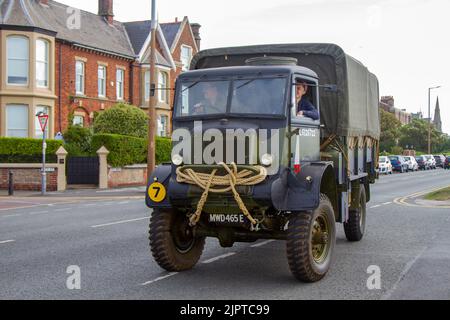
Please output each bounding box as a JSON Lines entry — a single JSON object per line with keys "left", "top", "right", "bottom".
{"left": 415, "top": 155, "right": 430, "bottom": 170}
{"left": 403, "top": 156, "right": 419, "bottom": 171}
{"left": 389, "top": 155, "right": 408, "bottom": 173}
{"left": 424, "top": 155, "right": 437, "bottom": 169}
{"left": 445, "top": 156, "right": 450, "bottom": 170}
{"left": 434, "top": 155, "right": 446, "bottom": 168}
{"left": 378, "top": 156, "right": 393, "bottom": 174}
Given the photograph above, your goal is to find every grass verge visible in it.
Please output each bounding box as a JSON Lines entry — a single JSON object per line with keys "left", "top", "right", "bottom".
{"left": 425, "top": 186, "right": 450, "bottom": 201}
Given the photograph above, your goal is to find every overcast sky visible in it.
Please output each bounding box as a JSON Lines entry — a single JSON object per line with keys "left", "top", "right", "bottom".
{"left": 58, "top": 0, "right": 450, "bottom": 134}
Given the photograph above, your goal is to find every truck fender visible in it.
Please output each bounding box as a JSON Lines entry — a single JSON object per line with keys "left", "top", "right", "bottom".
{"left": 271, "top": 163, "right": 337, "bottom": 214}
{"left": 145, "top": 164, "right": 172, "bottom": 209}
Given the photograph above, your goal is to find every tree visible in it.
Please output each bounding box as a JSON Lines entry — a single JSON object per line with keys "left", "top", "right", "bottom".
{"left": 93, "top": 103, "right": 149, "bottom": 138}
{"left": 399, "top": 119, "right": 444, "bottom": 153}
{"left": 379, "top": 109, "right": 402, "bottom": 153}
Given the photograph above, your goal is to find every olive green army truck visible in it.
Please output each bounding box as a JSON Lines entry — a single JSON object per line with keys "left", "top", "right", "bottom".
{"left": 146, "top": 43, "right": 380, "bottom": 282}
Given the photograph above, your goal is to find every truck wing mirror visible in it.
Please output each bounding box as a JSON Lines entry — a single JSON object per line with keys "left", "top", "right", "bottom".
{"left": 324, "top": 84, "right": 338, "bottom": 93}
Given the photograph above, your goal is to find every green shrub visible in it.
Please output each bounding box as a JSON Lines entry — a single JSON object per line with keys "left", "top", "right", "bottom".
{"left": 0, "top": 137, "right": 63, "bottom": 163}
{"left": 91, "top": 134, "right": 171, "bottom": 167}
{"left": 63, "top": 126, "right": 93, "bottom": 156}
{"left": 93, "top": 103, "right": 149, "bottom": 138}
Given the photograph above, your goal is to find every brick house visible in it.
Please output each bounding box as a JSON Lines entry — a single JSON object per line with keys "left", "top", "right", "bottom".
{"left": 0, "top": 0, "right": 200, "bottom": 139}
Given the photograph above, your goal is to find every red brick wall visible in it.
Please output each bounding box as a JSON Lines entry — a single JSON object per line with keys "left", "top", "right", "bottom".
{"left": 55, "top": 42, "right": 136, "bottom": 132}
{"left": 0, "top": 168, "right": 57, "bottom": 192}
{"left": 169, "top": 22, "right": 199, "bottom": 109}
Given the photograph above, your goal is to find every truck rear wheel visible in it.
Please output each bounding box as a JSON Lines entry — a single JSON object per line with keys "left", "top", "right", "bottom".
{"left": 286, "top": 194, "right": 336, "bottom": 282}
{"left": 344, "top": 186, "right": 366, "bottom": 242}
{"left": 149, "top": 208, "right": 205, "bottom": 272}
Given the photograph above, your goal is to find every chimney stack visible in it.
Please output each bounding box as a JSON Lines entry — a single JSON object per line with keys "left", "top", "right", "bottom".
{"left": 98, "top": 0, "right": 114, "bottom": 25}
{"left": 190, "top": 23, "right": 202, "bottom": 50}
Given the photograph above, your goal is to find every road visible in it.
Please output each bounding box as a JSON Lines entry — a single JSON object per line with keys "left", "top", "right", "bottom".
{"left": 1, "top": 170, "right": 450, "bottom": 300}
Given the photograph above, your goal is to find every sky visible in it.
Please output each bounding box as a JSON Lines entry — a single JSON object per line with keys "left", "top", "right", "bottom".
{"left": 58, "top": 0, "right": 450, "bottom": 134}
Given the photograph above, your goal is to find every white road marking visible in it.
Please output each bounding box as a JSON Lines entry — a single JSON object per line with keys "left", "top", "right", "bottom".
{"left": 381, "top": 247, "right": 427, "bottom": 300}
{"left": 383, "top": 202, "right": 393, "bottom": 205}
{"left": 0, "top": 240, "right": 15, "bottom": 245}
{"left": 2, "top": 214, "right": 22, "bottom": 218}
{"left": 251, "top": 240, "right": 276, "bottom": 248}
{"left": 91, "top": 217, "right": 148, "bottom": 228}
{"left": 370, "top": 205, "right": 381, "bottom": 209}
{"left": 54, "top": 208, "right": 72, "bottom": 212}
{"left": 202, "top": 252, "right": 236, "bottom": 264}
{"left": 29, "top": 211, "right": 49, "bottom": 216}
{"left": 141, "top": 273, "right": 178, "bottom": 286}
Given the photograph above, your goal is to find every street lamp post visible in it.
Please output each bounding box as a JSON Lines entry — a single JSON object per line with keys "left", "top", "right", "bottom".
{"left": 428, "top": 86, "right": 441, "bottom": 154}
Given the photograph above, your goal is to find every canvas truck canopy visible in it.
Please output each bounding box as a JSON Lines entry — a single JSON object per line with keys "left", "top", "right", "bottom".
{"left": 191, "top": 43, "right": 380, "bottom": 140}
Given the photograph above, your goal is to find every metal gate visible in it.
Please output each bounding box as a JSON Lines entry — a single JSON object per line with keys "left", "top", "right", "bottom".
{"left": 67, "top": 156, "right": 99, "bottom": 185}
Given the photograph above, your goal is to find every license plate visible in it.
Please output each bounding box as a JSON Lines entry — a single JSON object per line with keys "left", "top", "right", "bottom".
{"left": 208, "top": 214, "right": 248, "bottom": 226}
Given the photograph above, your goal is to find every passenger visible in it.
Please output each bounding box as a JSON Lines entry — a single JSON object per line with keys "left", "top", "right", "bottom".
{"left": 296, "top": 81, "right": 319, "bottom": 121}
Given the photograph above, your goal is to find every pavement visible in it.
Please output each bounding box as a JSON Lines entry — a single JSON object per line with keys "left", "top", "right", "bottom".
{"left": 0, "top": 186, "right": 146, "bottom": 211}
{"left": 1, "top": 170, "right": 450, "bottom": 300}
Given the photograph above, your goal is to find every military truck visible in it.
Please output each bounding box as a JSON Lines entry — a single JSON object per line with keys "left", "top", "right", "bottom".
{"left": 146, "top": 43, "right": 380, "bottom": 282}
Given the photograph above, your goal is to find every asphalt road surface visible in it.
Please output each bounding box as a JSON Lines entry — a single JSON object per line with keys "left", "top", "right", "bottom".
{"left": 1, "top": 169, "right": 450, "bottom": 300}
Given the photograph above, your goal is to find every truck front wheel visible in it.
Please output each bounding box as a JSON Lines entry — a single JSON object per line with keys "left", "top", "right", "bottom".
{"left": 344, "top": 186, "right": 367, "bottom": 242}
{"left": 149, "top": 208, "right": 205, "bottom": 272}
{"left": 286, "top": 194, "right": 336, "bottom": 282}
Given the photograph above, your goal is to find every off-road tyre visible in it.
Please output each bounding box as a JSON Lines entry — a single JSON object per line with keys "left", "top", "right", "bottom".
{"left": 286, "top": 194, "right": 336, "bottom": 282}
{"left": 149, "top": 208, "right": 205, "bottom": 272}
{"left": 344, "top": 185, "right": 367, "bottom": 242}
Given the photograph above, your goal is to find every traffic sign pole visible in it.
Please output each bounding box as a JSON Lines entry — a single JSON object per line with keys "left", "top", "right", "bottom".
{"left": 38, "top": 114, "right": 49, "bottom": 196}
{"left": 42, "top": 129, "right": 47, "bottom": 195}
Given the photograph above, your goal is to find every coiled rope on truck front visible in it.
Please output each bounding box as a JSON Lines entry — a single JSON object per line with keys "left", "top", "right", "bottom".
{"left": 176, "top": 163, "right": 267, "bottom": 227}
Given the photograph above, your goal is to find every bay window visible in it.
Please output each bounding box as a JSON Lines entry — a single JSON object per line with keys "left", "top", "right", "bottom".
{"left": 36, "top": 39, "right": 49, "bottom": 88}
{"left": 7, "top": 36, "right": 29, "bottom": 85}
{"left": 6, "top": 105, "right": 28, "bottom": 137}
{"left": 158, "top": 71, "right": 168, "bottom": 103}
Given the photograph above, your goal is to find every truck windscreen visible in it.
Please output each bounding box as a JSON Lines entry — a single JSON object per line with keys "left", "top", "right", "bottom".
{"left": 175, "top": 77, "right": 287, "bottom": 117}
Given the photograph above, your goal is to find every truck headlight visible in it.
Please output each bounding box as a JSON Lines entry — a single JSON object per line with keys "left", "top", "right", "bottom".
{"left": 171, "top": 154, "right": 183, "bottom": 166}
{"left": 261, "top": 154, "right": 273, "bottom": 166}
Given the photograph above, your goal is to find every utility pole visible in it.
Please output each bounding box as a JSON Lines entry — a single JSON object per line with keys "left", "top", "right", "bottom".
{"left": 147, "top": 0, "right": 157, "bottom": 180}
{"left": 428, "top": 86, "right": 441, "bottom": 154}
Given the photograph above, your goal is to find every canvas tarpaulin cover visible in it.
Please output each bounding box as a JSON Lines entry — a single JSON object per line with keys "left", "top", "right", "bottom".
{"left": 191, "top": 43, "right": 380, "bottom": 140}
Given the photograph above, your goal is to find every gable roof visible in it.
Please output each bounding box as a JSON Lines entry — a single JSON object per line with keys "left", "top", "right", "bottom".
{"left": 123, "top": 20, "right": 152, "bottom": 54}
{"left": 160, "top": 22, "right": 182, "bottom": 50}
{"left": 0, "top": 0, "right": 135, "bottom": 58}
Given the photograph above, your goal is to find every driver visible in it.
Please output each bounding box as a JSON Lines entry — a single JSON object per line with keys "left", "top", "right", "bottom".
{"left": 193, "top": 82, "right": 226, "bottom": 115}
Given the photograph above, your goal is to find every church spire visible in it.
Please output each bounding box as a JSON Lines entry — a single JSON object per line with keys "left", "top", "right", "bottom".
{"left": 433, "top": 97, "right": 442, "bottom": 132}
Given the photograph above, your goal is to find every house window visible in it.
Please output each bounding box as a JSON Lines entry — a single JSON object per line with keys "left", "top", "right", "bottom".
{"left": 158, "top": 71, "right": 168, "bottom": 103}
{"left": 98, "top": 65, "right": 106, "bottom": 97}
{"left": 181, "top": 45, "right": 192, "bottom": 72}
{"left": 6, "top": 104, "right": 28, "bottom": 137}
{"left": 7, "top": 36, "right": 29, "bottom": 85}
{"left": 75, "top": 61, "right": 85, "bottom": 95}
{"left": 73, "top": 115, "right": 84, "bottom": 127}
{"left": 144, "top": 70, "right": 150, "bottom": 101}
{"left": 116, "top": 68, "right": 125, "bottom": 100}
{"left": 158, "top": 115, "right": 168, "bottom": 137}
{"left": 35, "top": 106, "right": 49, "bottom": 139}
{"left": 36, "top": 39, "right": 49, "bottom": 88}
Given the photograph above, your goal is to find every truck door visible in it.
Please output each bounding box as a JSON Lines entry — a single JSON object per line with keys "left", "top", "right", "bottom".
{"left": 290, "top": 76, "right": 321, "bottom": 169}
